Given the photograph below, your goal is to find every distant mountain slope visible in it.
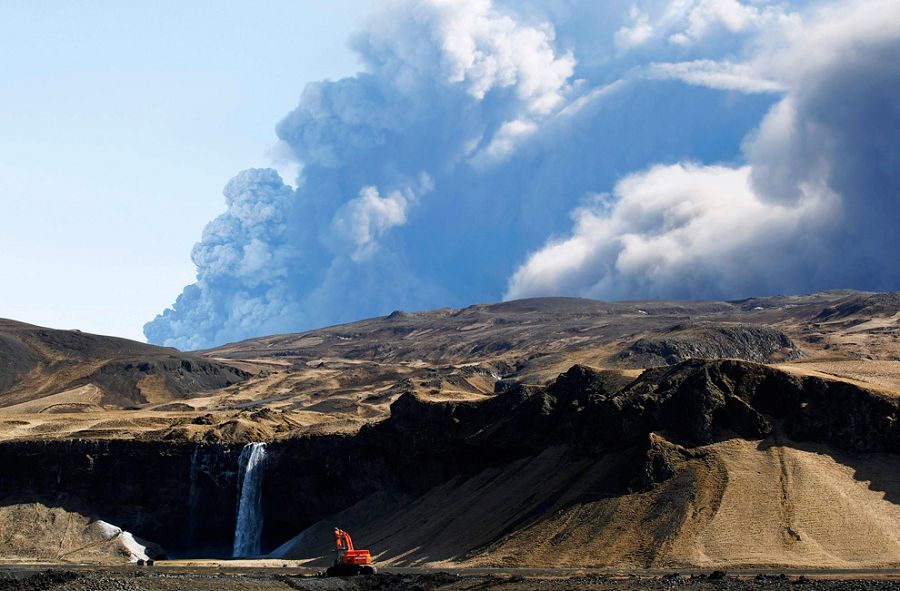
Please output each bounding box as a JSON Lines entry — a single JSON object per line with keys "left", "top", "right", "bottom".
{"left": 206, "top": 296, "right": 741, "bottom": 365}
{"left": 0, "top": 290, "right": 896, "bottom": 442}
{"left": 0, "top": 319, "right": 249, "bottom": 411}
{"left": 203, "top": 290, "right": 898, "bottom": 415}
{"left": 207, "top": 290, "right": 897, "bottom": 369}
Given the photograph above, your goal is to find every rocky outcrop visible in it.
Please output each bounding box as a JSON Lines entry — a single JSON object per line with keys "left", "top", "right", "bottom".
{"left": 617, "top": 324, "right": 803, "bottom": 367}
{"left": 572, "top": 360, "right": 897, "bottom": 451}
{"left": 78, "top": 358, "right": 250, "bottom": 408}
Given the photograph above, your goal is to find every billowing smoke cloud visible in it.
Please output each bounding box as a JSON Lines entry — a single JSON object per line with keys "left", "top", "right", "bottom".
{"left": 143, "top": 169, "right": 301, "bottom": 349}
{"left": 146, "top": 0, "right": 900, "bottom": 349}
{"left": 507, "top": 0, "right": 900, "bottom": 301}
{"left": 146, "top": 0, "right": 580, "bottom": 349}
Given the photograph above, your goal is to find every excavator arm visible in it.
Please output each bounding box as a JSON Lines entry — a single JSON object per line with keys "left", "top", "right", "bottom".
{"left": 334, "top": 528, "right": 355, "bottom": 552}
{"left": 333, "top": 527, "right": 355, "bottom": 563}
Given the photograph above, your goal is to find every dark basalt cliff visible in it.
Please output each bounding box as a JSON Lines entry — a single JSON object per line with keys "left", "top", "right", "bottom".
{"left": 0, "top": 441, "right": 241, "bottom": 557}
{"left": 0, "top": 360, "right": 896, "bottom": 558}
{"left": 618, "top": 324, "right": 803, "bottom": 367}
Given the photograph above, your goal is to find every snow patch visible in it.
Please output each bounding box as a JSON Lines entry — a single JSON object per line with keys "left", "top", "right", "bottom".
{"left": 92, "top": 520, "right": 150, "bottom": 562}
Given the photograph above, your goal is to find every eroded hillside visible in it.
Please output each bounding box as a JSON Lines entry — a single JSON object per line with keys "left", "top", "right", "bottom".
{"left": 1, "top": 290, "right": 896, "bottom": 443}
{"left": 0, "top": 319, "right": 249, "bottom": 411}
{"left": 0, "top": 289, "right": 898, "bottom": 567}
{"left": 268, "top": 360, "right": 900, "bottom": 568}
{"left": 2, "top": 359, "right": 896, "bottom": 567}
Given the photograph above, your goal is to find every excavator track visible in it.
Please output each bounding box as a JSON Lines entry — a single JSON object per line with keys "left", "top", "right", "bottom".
{"left": 325, "top": 563, "right": 377, "bottom": 577}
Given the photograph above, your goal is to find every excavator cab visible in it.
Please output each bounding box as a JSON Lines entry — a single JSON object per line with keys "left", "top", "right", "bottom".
{"left": 326, "top": 528, "right": 377, "bottom": 576}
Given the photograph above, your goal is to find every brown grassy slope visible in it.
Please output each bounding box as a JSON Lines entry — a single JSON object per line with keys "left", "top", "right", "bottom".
{"left": 0, "top": 290, "right": 896, "bottom": 442}
{"left": 273, "top": 439, "right": 900, "bottom": 569}
{"left": 207, "top": 290, "right": 899, "bottom": 393}
{"left": 272, "top": 357, "right": 900, "bottom": 570}
{"left": 0, "top": 502, "right": 163, "bottom": 564}
{"left": 0, "top": 319, "right": 249, "bottom": 411}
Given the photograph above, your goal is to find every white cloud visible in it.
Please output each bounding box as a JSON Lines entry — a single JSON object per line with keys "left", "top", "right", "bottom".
{"left": 506, "top": 163, "right": 830, "bottom": 299}
{"left": 190, "top": 168, "right": 294, "bottom": 286}
{"left": 429, "top": 0, "right": 576, "bottom": 114}
{"left": 669, "top": 0, "right": 766, "bottom": 45}
{"left": 615, "top": 6, "right": 655, "bottom": 50}
{"left": 644, "top": 59, "right": 785, "bottom": 93}
{"left": 609, "top": 0, "right": 799, "bottom": 51}
{"left": 424, "top": 0, "right": 579, "bottom": 164}
{"left": 332, "top": 185, "right": 412, "bottom": 262}
{"left": 507, "top": 0, "right": 900, "bottom": 302}
{"left": 471, "top": 118, "right": 539, "bottom": 165}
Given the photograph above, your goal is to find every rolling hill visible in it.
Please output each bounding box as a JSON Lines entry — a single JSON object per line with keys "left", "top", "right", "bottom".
{"left": 0, "top": 319, "right": 249, "bottom": 413}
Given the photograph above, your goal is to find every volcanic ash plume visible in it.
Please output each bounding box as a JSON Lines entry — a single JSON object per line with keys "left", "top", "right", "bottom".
{"left": 146, "top": 0, "right": 900, "bottom": 349}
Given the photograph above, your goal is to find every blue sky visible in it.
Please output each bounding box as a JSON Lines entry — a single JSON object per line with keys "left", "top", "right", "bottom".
{"left": 2, "top": 1, "right": 898, "bottom": 348}
{"left": 0, "top": 1, "right": 369, "bottom": 339}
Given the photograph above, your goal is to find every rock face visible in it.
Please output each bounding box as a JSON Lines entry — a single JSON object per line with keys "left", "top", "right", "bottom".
{"left": 0, "top": 441, "right": 242, "bottom": 557}
{"left": 618, "top": 324, "right": 803, "bottom": 367}
{"left": 1, "top": 360, "right": 896, "bottom": 564}
{"left": 594, "top": 359, "right": 897, "bottom": 451}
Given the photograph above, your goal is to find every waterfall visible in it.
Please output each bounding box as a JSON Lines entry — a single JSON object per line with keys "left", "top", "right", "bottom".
{"left": 232, "top": 442, "right": 268, "bottom": 557}
{"left": 186, "top": 446, "right": 201, "bottom": 548}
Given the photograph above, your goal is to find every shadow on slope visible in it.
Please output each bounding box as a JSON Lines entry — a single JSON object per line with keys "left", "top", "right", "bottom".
{"left": 272, "top": 360, "right": 900, "bottom": 568}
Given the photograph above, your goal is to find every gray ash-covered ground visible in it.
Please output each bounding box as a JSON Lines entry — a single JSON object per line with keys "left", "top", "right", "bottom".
{"left": 2, "top": 570, "right": 900, "bottom": 591}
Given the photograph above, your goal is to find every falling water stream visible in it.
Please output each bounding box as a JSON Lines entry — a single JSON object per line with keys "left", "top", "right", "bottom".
{"left": 186, "top": 447, "right": 201, "bottom": 548}
{"left": 232, "top": 442, "right": 268, "bottom": 557}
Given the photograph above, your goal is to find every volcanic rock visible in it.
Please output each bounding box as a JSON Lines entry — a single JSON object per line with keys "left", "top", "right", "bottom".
{"left": 618, "top": 324, "right": 802, "bottom": 367}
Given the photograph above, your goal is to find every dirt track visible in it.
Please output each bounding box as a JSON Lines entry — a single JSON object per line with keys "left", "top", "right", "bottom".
{"left": 2, "top": 567, "right": 900, "bottom": 591}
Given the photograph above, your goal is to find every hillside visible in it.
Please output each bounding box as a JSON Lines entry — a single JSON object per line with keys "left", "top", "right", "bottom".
{"left": 206, "top": 290, "right": 899, "bottom": 417}
{"left": 0, "top": 319, "right": 249, "bottom": 413}
{"left": 1, "top": 358, "right": 898, "bottom": 567}
{"left": 0, "top": 291, "right": 897, "bottom": 443}
{"left": 0, "top": 291, "right": 897, "bottom": 567}
{"left": 270, "top": 360, "right": 900, "bottom": 569}
{"left": 0, "top": 502, "right": 163, "bottom": 564}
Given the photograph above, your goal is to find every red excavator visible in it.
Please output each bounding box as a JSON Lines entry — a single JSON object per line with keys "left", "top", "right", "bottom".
{"left": 326, "top": 528, "right": 377, "bottom": 576}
